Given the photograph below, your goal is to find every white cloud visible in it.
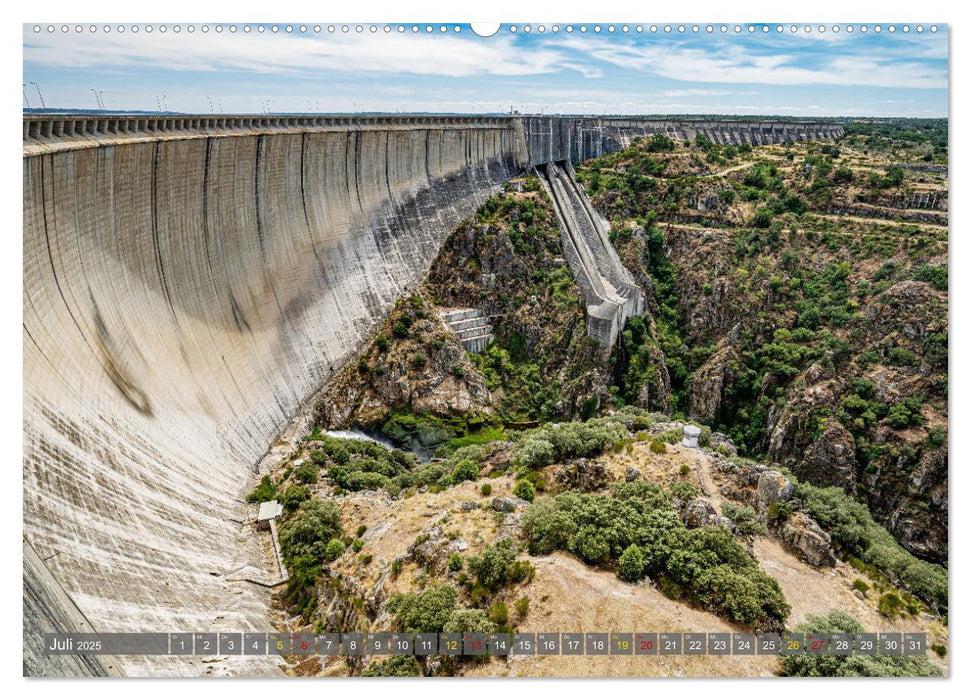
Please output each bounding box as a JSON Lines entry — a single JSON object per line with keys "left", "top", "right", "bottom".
{"left": 23, "top": 29, "right": 576, "bottom": 78}
{"left": 560, "top": 37, "right": 947, "bottom": 89}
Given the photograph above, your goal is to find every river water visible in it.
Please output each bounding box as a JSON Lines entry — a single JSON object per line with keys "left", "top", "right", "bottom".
{"left": 323, "top": 429, "right": 431, "bottom": 462}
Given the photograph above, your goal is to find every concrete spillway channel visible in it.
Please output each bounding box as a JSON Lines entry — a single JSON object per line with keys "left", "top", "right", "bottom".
{"left": 538, "top": 161, "right": 643, "bottom": 354}
{"left": 22, "top": 114, "right": 841, "bottom": 676}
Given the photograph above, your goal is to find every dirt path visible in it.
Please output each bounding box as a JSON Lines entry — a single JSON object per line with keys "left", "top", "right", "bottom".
{"left": 693, "top": 451, "right": 724, "bottom": 509}
{"left": 709, "top": 161, "right": 756, "bottom": 178}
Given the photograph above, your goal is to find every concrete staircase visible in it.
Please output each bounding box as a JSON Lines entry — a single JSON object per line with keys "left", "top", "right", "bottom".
{"left": 538, "top": 160, "right": 643, "bottom": 355}
{"left": 440, "top": 308, "right": 494, "bottom": 353}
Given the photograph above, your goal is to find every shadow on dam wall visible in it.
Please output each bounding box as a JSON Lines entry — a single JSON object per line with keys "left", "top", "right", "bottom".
{"left": 22, "top": 114, "right": 841, "bottom": 675}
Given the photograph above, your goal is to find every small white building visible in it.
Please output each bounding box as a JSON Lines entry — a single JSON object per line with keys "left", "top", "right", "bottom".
{"left": 682, "top": 425, "right": 702, "bottom": 449}
{"left": 257, "top": 500, "right": 283, "bottom": 530}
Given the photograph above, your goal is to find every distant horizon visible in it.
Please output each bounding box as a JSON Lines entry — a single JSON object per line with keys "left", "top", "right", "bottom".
{"left": 20, "top": 108, "right": 948, "bottom": 122}
{"left": 23, "top": 23, "right": 948, "bottom": 118}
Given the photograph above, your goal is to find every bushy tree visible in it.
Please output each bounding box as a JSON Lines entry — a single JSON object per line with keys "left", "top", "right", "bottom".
{"left": 361, "top": 656, "right": 421, "bottom": 677}
{"left": 451, "top": 459, "right": 480, "bottom": 484}
{"left": 279, "top": 484, "right": 312, "bottom": 512}
{"left": 294, "top": 461, "right": 319, "bottom": 484}
{"left": 721, "top": 503, "right": 767, "bottom": 537}
{"left": 387, "top": 585, "right": 458, "bottom": 633}
{"left": 467, "top": 539, "right": 520, "bottom": 592}
{"left": 278, "top": 499, "right": 343, "bottom": 564}
{"left": 782, "top": 610, "right": 940, "bottom": 677}
{"left": 618, "top": 544, "right": 645, "bottom": 582}
{"left": 443, "top": 608, "right": 496, "bottom": 634}
{"left": 324, "top": 538, "right": 345, "bottom": 561}
{"left": 513, "top": 479, "right": 536, "bottom": 502}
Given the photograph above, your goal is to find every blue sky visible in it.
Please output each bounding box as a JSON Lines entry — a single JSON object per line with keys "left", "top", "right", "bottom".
{"left": 22, "top": 24, "right": 948, "bottom": 117}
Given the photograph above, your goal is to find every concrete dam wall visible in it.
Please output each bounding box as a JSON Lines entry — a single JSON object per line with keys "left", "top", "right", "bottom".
{"left": 521, "top": 116, "right": 844, "bottom": 164}
{"left": 22, "top": 113, "right": 840, "bottom": 675}
{"left": 23, "top": 115, "right": 524, "bottom": 675}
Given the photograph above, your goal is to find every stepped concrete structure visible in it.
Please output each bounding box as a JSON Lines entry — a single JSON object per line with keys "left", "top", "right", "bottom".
{"left": 439, "top": 308, "right": 494, "bottom": 352}
{"left": 22, "top": 112, "right": 841, "bottom": 675}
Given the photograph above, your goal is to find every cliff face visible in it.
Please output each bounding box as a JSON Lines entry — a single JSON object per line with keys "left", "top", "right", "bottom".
{"left": 577, "top": 128, "right": 948, "bottom": 563}
{"left": 23, "top": 123, "right": 523, "bottom": 672}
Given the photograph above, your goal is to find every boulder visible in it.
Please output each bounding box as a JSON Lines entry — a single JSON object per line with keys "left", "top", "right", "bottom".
{"left": 796, "top": 421, "right": 856, "bottom": 492}
{"left": 684, "top": 499, "right": 716, "bottom": 528}
{"left": 625, "top": 466, "right": 640, "bottom": 482}
{"left": 755, "top": 471, "right": 795, "bottom": 513}
{"left": 554, "top": 458, "right": 611, "bottom": 492}
{"left": 779, "top": 511, "right": 836, "bottom": 566}
{"left": 491, "top": 496, "right": 528, "bottom": 513}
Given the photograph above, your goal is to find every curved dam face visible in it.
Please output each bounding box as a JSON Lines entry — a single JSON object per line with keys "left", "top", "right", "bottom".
{"left": 23, "top": 116, "right": 524, "bottom": 674}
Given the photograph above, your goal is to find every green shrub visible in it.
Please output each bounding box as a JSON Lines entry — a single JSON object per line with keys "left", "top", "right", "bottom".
{"left": 356, "top": 524, "right": 368, "bottom": 538}
{"left": 277, "top": 498, "right": 342, "bottom": 612}
{"left": 782, "top": 610, "right": 940, "bottom": 677}
{"left": 247, "top": 475, "right": 277, "bottom": 503}
{"left": 877, "top": 591, "right": 904, "bottom": 619}
{"left": 832, "top": 167, "right": 854, "bottom": 184}
{"left": 280, "top": 484, "right": 312, "bottom": 512}
{"left": 392, "top": 319, "right": 410, "bottom": 338}
{"left": 513, "top": 479, "right": 536, "bottom": 502}
{"left": 649, "top": 440, "right": 667, "bottom": 454}
{"left": 448, "top": 553, "right": 463, "bottom": 572}
{"left": 669, "top": 481, "right": 698, "bottom": 502}
{"left": 931, "top": 643, "right": 947, "bottom": 658}
{"left": 656, "top": 428, "right": 684, "bottom": 444}
{"left": 887, "top": 399, "right": 922, "bottom": 429}
{"left": 294, "top": 462, "right": 318, "bottom": 484}
{"left": 279, "top": 499, "right": 342, "bottom": 565}
{"left": 387, "top": 585, "right": 458, "bottom": 633}
{"left": 391, "top": 559, "right": 404, "bottom": 577}
{"left": 488, "top": 600, "right": 509, "bottom": 627}
{"left": 926, "top": 426, "right": 946, "bottom": 449}
{"left": 514, "top": 597, "right": 530, "bottom": 619}
{"left": 466, "top": 539, "right": 529, "bottom": 592}
{"left": 887, "top": 346, "right": 916, "bottom": 367}
{"left": 412, "top": 352, "right": 428, "bottom": 369}
{"left": 375, "top": 335, "right": 389, "bottom": 353}
{"left": 796, "top": 480, "right": 946, "bottom": 611}
{"left": 443, "top": 608, "right": 496, "bottom": 634}
{"left": 324, "top": 538, "right": 345, "bottom": 561}
{"left": 361, "top": 656, "right": 420, "bottom": 677}
{"left": 698, "top": 426, "right": 712, "bottom": 448}
{"left": 618, "top": 544, "right": 645, "bottom": 582}
{"left": 752, "top": 207, "right": 774, "bottom": 228}
{"left": 352, "top": 538, "right": 364, "bottom": 553}
{"left": 451, "top": 459, "right": 480, "bottom": 484}
{"left": 481, "top": 483, "right": 492, "bottom": 496}
{"left": 852, "top": 578, "right": 870, "bottom": 595}
{"left": 913, "top": 265, "right": 947, "bottom": 291}
{"left": 721, "top": 503, "right": 767, "bottom": 537}
{"left": 679, "top": 464, "right": 691, "bottom": 477}
{"left": 517, "top": 438, "right": 556, "bottom": 470}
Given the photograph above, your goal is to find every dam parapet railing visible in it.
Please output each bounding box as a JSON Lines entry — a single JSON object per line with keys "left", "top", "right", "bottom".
{"left": 22, "top": 113, "right": 519, "bottom": 157}
{"left": 24, "top": 113, "right": 844, "bottom": 160}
